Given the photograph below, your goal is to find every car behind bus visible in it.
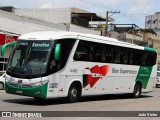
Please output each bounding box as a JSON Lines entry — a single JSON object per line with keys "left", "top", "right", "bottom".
{"left": 156, "top": 71, "right": 160, "bottom": 88}
{"left": 0, "top": 73, "right": 5, "bottom": 90}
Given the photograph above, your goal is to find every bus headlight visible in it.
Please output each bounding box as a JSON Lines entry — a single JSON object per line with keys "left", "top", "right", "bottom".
{"left": 30, "top": 80, "right": 49, "bottom": 87}
{"left": 5, "top": 76, "right": 14, "bottom": 83}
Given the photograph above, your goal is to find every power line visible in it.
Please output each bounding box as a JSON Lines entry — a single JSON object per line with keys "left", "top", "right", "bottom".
{"left": 113, "top": 14, "right": 145, "bottom": 28}
{"left": 95, "top": 12, "right": 150, "bottom": 16}
{"left": 120, "top": 13, "right": 151, "bottom": 16}
{"left": 105, "top": 10, "right": 120, "bottom": 36}
{"left": 76, "top": 0, "right": 147, "bottom": 28}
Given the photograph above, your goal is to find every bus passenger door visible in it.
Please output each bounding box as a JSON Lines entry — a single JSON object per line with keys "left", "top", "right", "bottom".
{"left": 58, "top": 75, "right": 66, "bottom": 97}
{"left": 47, "top": 73, "right": 61, "bottom": 98}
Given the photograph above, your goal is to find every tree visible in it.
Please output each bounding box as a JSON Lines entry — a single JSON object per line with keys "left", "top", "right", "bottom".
{"left": 97, "top": 24, "right": 105, "bottom": 36}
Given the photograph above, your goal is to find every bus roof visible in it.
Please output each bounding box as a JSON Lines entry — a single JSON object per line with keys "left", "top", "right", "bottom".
{"left": 18, "top": 31, "right": 79, "bottom": 40}
{"left": 19, "top": 31, "right": 118, "bottom": 41}
{"left": 18, "top": 31, "right": 156, "bottom": 52}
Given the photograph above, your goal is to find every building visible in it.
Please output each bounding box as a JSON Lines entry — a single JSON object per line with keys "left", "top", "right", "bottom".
{"left": 145, "top": 12, "right": 160, "bottom": 66}
{"left": 14, "top": 7, "right": 105, "bottom": 34}
{"left": 107, "top": 24, "right": 147, "bottom": 46}
{"left": 145, "top": 12, "right": 160, "bottom": 36}
{"left": 143, "top": 30, "right": 160, "bottom": 66}
{"left": 0, "top": 31, "right": 19, "bottom": 73}
{"left": 0, "top": 6, "right": 106, "bottom": 35}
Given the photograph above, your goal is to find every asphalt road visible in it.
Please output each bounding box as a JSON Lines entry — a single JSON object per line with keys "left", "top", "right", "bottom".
{"left": 0, "top": 88, "right": 160, "bottom": 120}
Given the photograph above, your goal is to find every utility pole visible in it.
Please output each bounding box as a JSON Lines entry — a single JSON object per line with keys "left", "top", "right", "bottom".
{"left": 105, "top": 10, "right": 120, "bottom": 36}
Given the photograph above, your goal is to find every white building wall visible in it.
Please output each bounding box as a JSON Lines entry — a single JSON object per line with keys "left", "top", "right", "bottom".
{"left": 0, "top": 9, "right": 66, "bottom": 34}
{"left": 0, "top": 9, "right": 101, "bottom": 36}
{"left": 14, "top": 8, "right": 71, "bottom": 24}
{"left": 14, "top": 8, "right": 101, "bottom": 35}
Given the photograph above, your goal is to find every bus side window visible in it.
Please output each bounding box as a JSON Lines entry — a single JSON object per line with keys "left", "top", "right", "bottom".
{"left": 58, "top": 39, "right": 76, "bottom": 68}
{"left": 106, "top": 45, "right": 112, "bottom": 63}
{"left": 49, "top": 39, "right": 76, "bottom": 73}
{"left": 136, "top": 50, "right": 143, "bottom": 65}
{"left": 123, "top": 48, "right": 128, "bottom": 64}
{"left": 74, "top": 41, "right": 92, "bottom": 61}
{"left": 147, "top": 51, "right": 157, "bottom": 66}
{"left": 128, "top": 49, "right": 133, "bottom": 65}
{"left": 141, "top": 51, "right": 147, "bottom": 66}
{"left": 113, "top": 46, "right": 120, "bottom": 64}
{"left": 133, "top": 51, "right": 139, "bottom": 65}
{"left": 119, "top": 47, "right": 128, "bottom": 64}
{"left": 93, "top": 44, "right": 106, "bottom": 62}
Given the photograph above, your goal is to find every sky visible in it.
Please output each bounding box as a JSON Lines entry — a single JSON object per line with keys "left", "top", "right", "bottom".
{"left": 0, "top": 0, "right": 160, "bottom": 28}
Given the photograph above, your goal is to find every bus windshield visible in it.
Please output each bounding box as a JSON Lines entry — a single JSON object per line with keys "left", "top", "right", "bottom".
{"left": 7, "top": 40, "right": 53, "bottom": 78}
{"left": 7, "top": 39, "right": 76, "bottom": 78}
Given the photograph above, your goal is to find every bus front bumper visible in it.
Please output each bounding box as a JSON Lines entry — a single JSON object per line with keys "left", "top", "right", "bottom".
{"left": 5, "top": 83, "right": 48, "bottom": 98}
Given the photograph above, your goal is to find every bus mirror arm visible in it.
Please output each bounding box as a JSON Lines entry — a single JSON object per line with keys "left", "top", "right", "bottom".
{"left": 1, "top": 42, "right": 15, "bottom": 57}
{"left": 54, "top": 44, "right": 61, "bottom": 60}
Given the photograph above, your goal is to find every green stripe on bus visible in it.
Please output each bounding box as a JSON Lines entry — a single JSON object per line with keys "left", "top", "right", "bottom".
{"left": 136, "top": 66, "right": 153, "bottom": 89}
{"left": 144, "top": 47, "right": 156, "bottom": 52}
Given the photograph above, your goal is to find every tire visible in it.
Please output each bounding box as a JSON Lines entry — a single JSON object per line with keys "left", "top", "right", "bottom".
{"left": 132, "top": 83, "right": 141, "bottom": 98}
{"left": 67, "top": 84, "right": 80, "bottom": 103}
{"left": 0, "top": 82, "right": 4, "bottom": 90}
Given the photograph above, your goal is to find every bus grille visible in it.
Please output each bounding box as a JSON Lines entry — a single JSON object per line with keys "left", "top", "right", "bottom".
{"left": 8, "top": 82, "right": 33, "bottom": 88}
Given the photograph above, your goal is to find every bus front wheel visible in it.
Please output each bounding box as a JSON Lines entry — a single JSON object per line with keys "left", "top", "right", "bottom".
{"left": 132, "top": 83, "right": 142, "bottom": 98}
{"left": 67, "top": 83, "right": 80, "bottom": 103}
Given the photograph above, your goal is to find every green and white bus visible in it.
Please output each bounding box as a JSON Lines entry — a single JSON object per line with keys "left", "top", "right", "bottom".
{"left": 1, "top": 31, "right": 157, "bottom": 102}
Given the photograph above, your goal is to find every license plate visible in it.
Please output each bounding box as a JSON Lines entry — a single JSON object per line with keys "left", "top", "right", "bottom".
{"left": 16, "top": 90, "right": 23, "bottom": 94}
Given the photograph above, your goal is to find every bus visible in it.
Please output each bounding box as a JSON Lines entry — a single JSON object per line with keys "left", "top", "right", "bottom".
{"left": 1, "top": 31, "right": 157, "bottom": 103}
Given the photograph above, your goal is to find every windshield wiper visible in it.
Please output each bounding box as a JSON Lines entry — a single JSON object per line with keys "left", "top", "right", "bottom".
{"left": 12, "top": 62, "right": 20, "bottom": 75}
{"left": 23, "top": 59, "right": 33, "bottom": 79}
{"left": 27, "top": 64, "right": 33, "bottom": 79}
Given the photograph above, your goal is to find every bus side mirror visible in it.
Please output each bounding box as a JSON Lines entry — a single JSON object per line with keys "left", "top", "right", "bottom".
{"left": 1, "top": 42, "right": 15, "bottom": 57}
{"left": 54, "top": 44, "right": 61, "bottom": 60}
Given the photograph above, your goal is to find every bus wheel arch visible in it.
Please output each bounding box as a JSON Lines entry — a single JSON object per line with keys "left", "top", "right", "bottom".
{"left": 67, "top": 81, "right": 82, "bottom": 103}
{"left": 132, "top": 81, "right": 142, "bottom": 98}
{"left": 34, "top": 97, "right": 45, "bottom": 102}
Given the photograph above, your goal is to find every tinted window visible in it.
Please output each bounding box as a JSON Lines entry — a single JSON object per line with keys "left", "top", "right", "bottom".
{"left": 74, "top": 41, "right": 92, "bottom": 61}
{"left": 73, "top": 40, "right": 157, "bottom": 66}
{"left": 93, "top": 44, "right": 106, "bottom": 62}
{"left": 49, "top": 39, "right": 76, "bottom": 73}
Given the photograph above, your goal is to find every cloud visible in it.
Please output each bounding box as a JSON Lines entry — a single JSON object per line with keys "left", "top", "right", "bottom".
{"left": 39, "top": 0, "right": 86, "bottom": 9}
{"left": 40, "top": 3, "right": 53, "bottom": 8}
{"left": 128, "top": 0, "right": 156, "bottom": 14}
{"left": 132, "top": 0, "right": 151, "bottom": 5}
